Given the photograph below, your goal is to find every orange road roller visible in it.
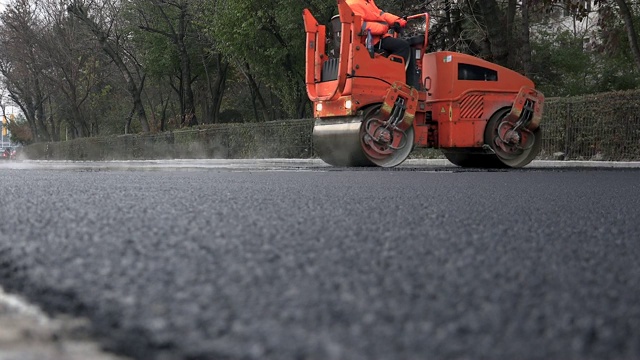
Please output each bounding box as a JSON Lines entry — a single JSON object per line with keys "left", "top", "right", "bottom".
{"left": 303, "top": 0, "right": 544, "bottom": 167}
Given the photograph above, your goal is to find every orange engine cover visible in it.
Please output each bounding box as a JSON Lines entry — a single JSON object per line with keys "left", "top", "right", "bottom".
{"left": 421, "top": 51, "right": 538, "bottom": 148}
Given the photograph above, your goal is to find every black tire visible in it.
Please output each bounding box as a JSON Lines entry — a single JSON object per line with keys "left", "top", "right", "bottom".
{"left": 442, "top": 150, "right": 507, "bottom": 168}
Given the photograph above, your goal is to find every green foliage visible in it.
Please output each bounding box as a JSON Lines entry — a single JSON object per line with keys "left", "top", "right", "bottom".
{"left": 7, "top": 113, "right": 32, "bottom": 144}
{"left": 125, "top": 1, "right": 190, "bottom": 79}
{"left": 531, "top": 27, "right": 640, "bottom": 96}
{"left": 195, "top": 0, "right": 334, "bottom": 118}
{"left": 595, "top": 55, "right": 640, "bottom": 92}
{"left": 531, "top": 29, "right": 594, "bottom": 96}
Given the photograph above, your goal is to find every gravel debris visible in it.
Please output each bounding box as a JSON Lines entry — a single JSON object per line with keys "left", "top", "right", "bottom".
{"left": 0, "top": 286, "right": 128, "bottom": 360}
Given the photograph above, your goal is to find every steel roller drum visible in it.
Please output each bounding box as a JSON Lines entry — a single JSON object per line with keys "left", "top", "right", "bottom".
{"left": 312, "top": 116, "right": 375, "bottom": 167}
{"left": 313, "top": 115, "right": 415, "bottom": 168}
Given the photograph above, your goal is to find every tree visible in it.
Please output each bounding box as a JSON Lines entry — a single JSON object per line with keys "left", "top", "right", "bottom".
{"left": 133, "top": 0, "right": 199, "bottom": 126}
{"left": 0, "top": 0, "right": 53, "bottom": 141}
{"left": 40, "top": 0, "right": 104, "bottom": 138}
{"left": 68, "top": 0, "right": 151, "bottom": 134}
{"left": 612, "top": 0, "right": 640, "bottom": 71}
{"left": 200, "top": 0, "right": 334, "bottom": 121}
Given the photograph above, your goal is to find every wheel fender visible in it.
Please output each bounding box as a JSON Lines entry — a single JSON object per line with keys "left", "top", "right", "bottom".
{"left": 380, "top": 82, "right": 419, "bottom": 131}
{"left": 501, "top": 86, "right": 545, "bottom": 131}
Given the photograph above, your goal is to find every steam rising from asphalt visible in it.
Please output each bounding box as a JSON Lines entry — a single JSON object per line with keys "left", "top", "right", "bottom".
{"left": 0, "top": 159, "right": 330, "bottom": 171}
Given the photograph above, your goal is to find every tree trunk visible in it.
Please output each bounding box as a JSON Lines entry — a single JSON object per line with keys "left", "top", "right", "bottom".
{"left": 521, "top": 0, "right": 532, "bottom": 76}
{"left": 34, "top": 83, "right": 51, "bottom": 141}
{"left": 506, "top": 0, "right": 517, "bottom": 41}
{"left": 11, "top": 95, "right": 39, "bottom": 142}
{"left": 444, "top": 0, "right": 455, "bottom": 50}
{"left": 207, "top": 54, "right": 228, "bottom": 124}
{"left": 177, "top": 6, "right": 198, "bottom": 127}
{"left": 242, "top": 63, "right": 271, "bottom": 122}
{"left": 615, "top": 0, "right": 640, "bottom": 72}
{"left": 476, "top": 0, "right": 510, "bottom": 66}
{"left": 139, "top": 2, "right": 198, "bottom": 127}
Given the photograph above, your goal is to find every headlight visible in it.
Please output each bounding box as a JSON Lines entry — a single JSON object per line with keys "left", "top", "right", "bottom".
{"left": 345, "top": 99, "right": 353, "bottom": 110}
{"left": 316, "top": 103, "right": 323, "bottom": 112}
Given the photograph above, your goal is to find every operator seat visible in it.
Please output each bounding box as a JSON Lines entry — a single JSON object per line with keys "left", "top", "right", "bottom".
{"left": 330, "top": 15, "right": 341, "bottom": 57}
{"left": 321, "top": 15, "right": 342, "bottom": 82}
{"left": 405, "top": 35, "right": 425, "bottom": 89}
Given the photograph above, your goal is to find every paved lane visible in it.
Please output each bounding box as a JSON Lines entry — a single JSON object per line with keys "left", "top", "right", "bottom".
{"left": 0, "top": 164, "right": 639, "bottom": 359}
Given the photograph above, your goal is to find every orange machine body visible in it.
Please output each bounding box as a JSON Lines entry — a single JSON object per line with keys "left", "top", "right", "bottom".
{"left": 303, "top": 1, "right": 544, "bottom": 152}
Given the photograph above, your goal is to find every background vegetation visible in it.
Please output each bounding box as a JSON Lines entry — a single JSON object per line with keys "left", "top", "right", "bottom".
{"left": 1, "top": 0, "right": 639, "bottom": 145}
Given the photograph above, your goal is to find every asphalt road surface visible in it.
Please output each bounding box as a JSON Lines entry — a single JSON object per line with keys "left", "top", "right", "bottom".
{"left": 0, "top": 160, "right": 639, "bottom": 360}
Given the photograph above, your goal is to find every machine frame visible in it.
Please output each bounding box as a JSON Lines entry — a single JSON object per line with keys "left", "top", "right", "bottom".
{"left": 303, "top": 0, "right": 544, "bottom": 167}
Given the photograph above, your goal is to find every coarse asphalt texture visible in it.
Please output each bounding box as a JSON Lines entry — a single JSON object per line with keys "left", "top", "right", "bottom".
{"left": 0, "top": 160, "right": 639, "bottom": 360}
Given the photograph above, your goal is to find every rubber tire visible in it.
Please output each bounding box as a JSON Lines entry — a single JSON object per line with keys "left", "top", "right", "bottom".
{"left": 442, "top": 151, "right": 507, "bottom": 168}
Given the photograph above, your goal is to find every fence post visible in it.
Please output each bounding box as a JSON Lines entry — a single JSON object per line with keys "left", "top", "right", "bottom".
{"left": 564, "top": 102, "right": 571, "bottom": 160}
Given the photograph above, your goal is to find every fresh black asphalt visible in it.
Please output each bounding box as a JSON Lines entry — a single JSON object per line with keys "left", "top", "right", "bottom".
{"left": 0, "top": 166, "right": 639, "bottom": 359}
